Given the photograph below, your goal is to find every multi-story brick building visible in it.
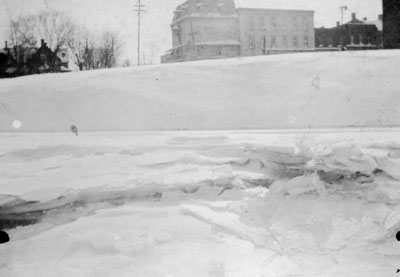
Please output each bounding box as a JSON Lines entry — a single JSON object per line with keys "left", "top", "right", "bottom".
{"left": 237, "top": 8, "right": 315, "bottom": 56}
{"left": 315, "top": 13, "right": 383, "bottom": 51}
{"left": 161, "top": 0, "right": 315, "bottom": 63}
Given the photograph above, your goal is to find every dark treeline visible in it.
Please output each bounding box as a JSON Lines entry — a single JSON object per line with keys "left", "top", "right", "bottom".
{"left": 1, "top": 11, "right": 124, "bottom": 77}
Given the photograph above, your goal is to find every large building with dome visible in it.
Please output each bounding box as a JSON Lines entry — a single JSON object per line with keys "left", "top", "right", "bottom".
{"left": 161, "top": 0, "right": 315, "bottom": 63}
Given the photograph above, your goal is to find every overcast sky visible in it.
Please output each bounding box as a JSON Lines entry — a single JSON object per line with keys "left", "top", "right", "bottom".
{"left": 0, "top": 0, "right": 382, "bottom": 64}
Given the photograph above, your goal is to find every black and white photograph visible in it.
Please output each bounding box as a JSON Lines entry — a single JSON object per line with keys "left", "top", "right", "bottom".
{"left": 1, "top": 0, "right": 400, "bottom": 276}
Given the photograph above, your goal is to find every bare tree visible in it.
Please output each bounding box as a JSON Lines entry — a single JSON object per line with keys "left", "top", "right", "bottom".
{"left": 8, "top": 16, "right": 37, "bottom": 64}
{"left": 7, "top": 10, "right": 124, "bottom": 72}
{"left": 69, "top": 29, "right": 123, "bottom": 70}
{"left": 9, "top": 11, "right": 76, "bottom": 55}
{"left": 68, "top": 29, "right": 85, "bottom": 71}
{"left": 7, "top": 11, "right": 77, "bottom": 73}
{"left": 98, "top": 30, "right": 124, "bottom": 68}
{"left": 34, "top": 11, "right": 77, "bottom": 54}
{"left": 68, "top": 27, "right": 96, "bottom": 70}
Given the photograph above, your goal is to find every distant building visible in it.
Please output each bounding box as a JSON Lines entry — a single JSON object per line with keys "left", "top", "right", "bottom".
{"left": 0, "top": 42, "right": 18, "bottom": 77}
{"left": 237, "top": 8, "right": 315, "bottom": 56}
{"left": 161, "top": 0, "right": 240, "bottom": 63}
{"left": 315, "top": 13, "right": 383, "bottom": 51}
{"left": 363, "top": 15, "right": 383, "bottom": 33}
{"left": 383, "top": 0, "right": 400, "bottom": 48}
{"left": 57, "top": 47, "right": 71, "bottom": 71}
{"left": 161, "top": 0, "right": 315, "bottom": 63}
{"left": 28, "top": 39, "right": 64, "bottom": 73}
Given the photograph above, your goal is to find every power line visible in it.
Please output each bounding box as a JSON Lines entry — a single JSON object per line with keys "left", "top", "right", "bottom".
{"left": 134, "top": 0, "right": 145, "bottom": 66}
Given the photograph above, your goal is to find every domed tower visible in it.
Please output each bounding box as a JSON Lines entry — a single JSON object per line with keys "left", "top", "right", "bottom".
{"left": 162, "top": 0, "right": 240, "bottom": 63}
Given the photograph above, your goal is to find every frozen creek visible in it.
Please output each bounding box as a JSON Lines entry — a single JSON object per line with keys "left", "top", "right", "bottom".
{"left": 1, "top": 129, "right": 400, "bottom": 276}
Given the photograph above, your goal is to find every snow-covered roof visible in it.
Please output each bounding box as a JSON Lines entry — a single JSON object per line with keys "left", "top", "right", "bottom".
{"left": 345, "top": 18, "right": 364, "bottom": 25}
{"left": 60, "top": 66, "right": 71, "bottom": 72}
{"left": 363, "top": 20, "right": 383, "bottom": 31}
{"left": 5, "top": 67, "right": 17, "bottom": 74}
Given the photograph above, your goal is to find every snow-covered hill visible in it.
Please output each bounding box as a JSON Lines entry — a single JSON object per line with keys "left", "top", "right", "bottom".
{"left": 1, "top": 50, "right": 399, "bottom": 131}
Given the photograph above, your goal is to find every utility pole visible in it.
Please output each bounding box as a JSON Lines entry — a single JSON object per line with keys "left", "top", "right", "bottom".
{"left": 134, "top": 0, "right": 145, "bottom": 66}
{"left": 339, "top": 6, "right": 348, "bottom": 25}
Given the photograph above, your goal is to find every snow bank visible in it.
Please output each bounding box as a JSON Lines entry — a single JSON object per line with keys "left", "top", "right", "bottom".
{"left": 1, "top": 49, "right": 400, "bottom": 275}
{"left": 1, "top": 50, "right": 400, "bottom": 131}
{"left": 1, "top": 130, "right": 400, "bottom": 276}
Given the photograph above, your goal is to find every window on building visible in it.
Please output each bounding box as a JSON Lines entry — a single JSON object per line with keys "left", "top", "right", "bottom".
{"left": 181, "top": 31, "right": 185, "bottom": 44}
{"left": 282, "top": 36, "right": 288, "bottom": 48}
{"left": 259, "top": 16, "right": 265, "bottom": 30}
{"left": 272, "top": 16, "right": 277, "bottom": 29}
{"left": 196, "top": 1, "right": 203, "bottom": 13}
{"left": 366, "top": 35, "right": 370, "bottom": 45}
{"left": 319, "top": 37, "right": 324, "bottom": 47}
{"left": 260, "top": 36, "right": 266, "bottom": 50}
{"left": 260, "top": 36, "right": 267, "bottom": 54}
{"left": 281, "top": 17, "right": 287, "bottom": 31}
{"left": 303, "top": 18, "right": 308, "bottom": 31}
{"left": 271, "top": 36, "right": 276, "bottom": 48}
{"left": 216, "top": 45, "right": 223, "bottom": 55}
{"left": 248, "top": 35, "right": 255, "bottom": 49}
{"left": 217, "top": 4, "right": 224, "bottom": 15}
{"left": 304, "top": 36, "right": 309, "bottom": 48}
{"left": 350, "top": 35, "right": 355, "bottom": 45}
{"left": 293, "top": 36, "right": 298, "bottom": 48}
{"left": 248, "top": 17, "right": 255, "bottom": 30}
{"left": 293, "top": 17, "right": 297, "bottom": 31}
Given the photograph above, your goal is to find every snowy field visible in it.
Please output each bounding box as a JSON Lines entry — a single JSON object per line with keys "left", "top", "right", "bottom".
{"left": 1, "top": 50, "right": 400, "bottom": 131}
{"left": 1, "top": 51, "right": 400, "bottom": 276}
{"left": 1, "top": 129, "right": 400, "bottom": 276}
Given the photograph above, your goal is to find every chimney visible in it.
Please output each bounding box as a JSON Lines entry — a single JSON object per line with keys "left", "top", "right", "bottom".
{"left": 352, "top": 13, "right": 356, "bottom": 20}
{"left": 336, "top": 21, "right": 340, "bottom": 27}
{"left": 363, "top": 17, "right": 367, "bottom": 21}
{"left": 378, "top": 14, "right": 382, "bottom": 21}
{"left": 41, "top": 39, "right": 45, "bottom": 47}
{"left": 4, "top": 41, "right": 7, "bottom": 49}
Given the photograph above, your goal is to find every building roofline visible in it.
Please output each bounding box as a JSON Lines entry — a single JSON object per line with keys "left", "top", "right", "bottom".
{"left": 172, "top": 14, "right": 238, "bottom": 25}
{"left": 236, "top": 7, "right": 314, "bottom": 13}
{"left": 167, "top": 40, "right": 241, "bottom": 50}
